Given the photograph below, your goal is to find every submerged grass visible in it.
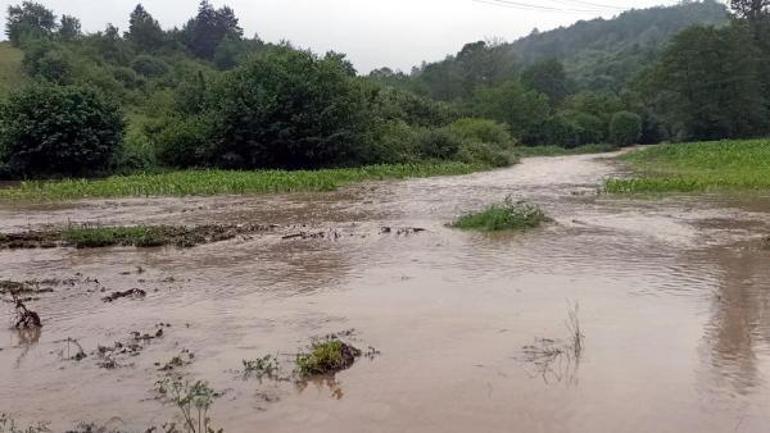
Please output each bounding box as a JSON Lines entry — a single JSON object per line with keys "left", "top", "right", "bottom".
{"left": 295, "top": 339, "right": 362, "bottom": 377}
{"left": 1, "top": 223, "right": 272, "bottom": 249}
{"left": 0, "top": 162, "right": 485, "bottom": 201}
{"left": 62, "top": 226, "right": 167, "bottom": 248}
{"left": 451, "top": 197, "right": 550, "bottom": 232}
{"left": 605, "top": 139, "right": 770, "bottom": 193}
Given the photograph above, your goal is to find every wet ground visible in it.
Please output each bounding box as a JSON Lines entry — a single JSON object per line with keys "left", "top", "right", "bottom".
{"left": 1, "top": 152, "right": 770, "bottom": 433}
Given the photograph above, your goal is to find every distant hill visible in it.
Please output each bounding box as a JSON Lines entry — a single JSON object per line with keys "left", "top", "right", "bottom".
{"left": 508, "top": 0, "right": 729, "bottom": 89}
{"left": 380, "top": 0, "right": 730, "bottom": 99}
{"left": 0, "top": 42, "right": 26, "bottom": 96}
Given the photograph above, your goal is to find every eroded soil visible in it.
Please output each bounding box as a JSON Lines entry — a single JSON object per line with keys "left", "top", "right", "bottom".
{"left": 2, "top": 153, "right": 770, "bottom": 433}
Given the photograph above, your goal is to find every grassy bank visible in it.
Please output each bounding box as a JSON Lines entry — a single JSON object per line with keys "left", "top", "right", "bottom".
{"left": 0, "top": 162, "right": 486, "bottom": 201}
{"left": 605, "top": 139, "right": 770, "bottom": 193}
{"left": 514, "top": 143, "right": 618, "bottom": 158}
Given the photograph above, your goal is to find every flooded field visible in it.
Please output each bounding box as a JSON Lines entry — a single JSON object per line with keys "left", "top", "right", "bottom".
{"left": 2, "top": 152, "right": 770, "bottom": 433}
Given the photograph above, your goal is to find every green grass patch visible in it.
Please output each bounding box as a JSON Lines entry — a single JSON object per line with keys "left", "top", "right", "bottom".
{"left": 0, "top": 42, "right": 26, "bottom": 97}
{"left": 514, "top": 143, "right": 618, "bottom": 158}
{"left": 0, "top": 162, "right": 487, "bottom": 201}
{"left": 62, "top": 226, "right": 167, "bottom": 248}
{"left": 295, "top": 339, "right": 362, "bottom": 377}
{"left": 450, "top": 197, "right": 551, "bottom": 232}
{"left": 605, "top": 139, "right": 770, "bottom": 193}
{"left": 1, "top": 223, "right": 271, "bottom": 249}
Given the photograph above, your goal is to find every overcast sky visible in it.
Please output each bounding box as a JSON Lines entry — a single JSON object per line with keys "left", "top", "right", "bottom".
{"left": 0, "top": 0, "right": 686, "bottom": 73}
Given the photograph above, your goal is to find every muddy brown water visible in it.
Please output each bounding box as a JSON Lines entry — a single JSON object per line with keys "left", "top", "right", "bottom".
{"left": 2, "top": 153, "right": 770, "bottom": 433}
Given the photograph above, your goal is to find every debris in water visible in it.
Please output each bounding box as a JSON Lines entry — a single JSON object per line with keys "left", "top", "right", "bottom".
{"left": 55, "top": 338, "right": 87, "bottom": 361}
{"left": 13, "top": 295, "right": 42, "bottom": 329}
{"left": 102, "top": 288, "right": 146, "bottom": 303}
{"left": 156, "top": 349, "right": 195, "bottom": 372}
{"left": 282, "top": 230, "right": 341, "bottom": 240}
{"left": 95, "top": 324, "right": 169, "bottom": 369}
{"left": 380, "top": 227, "right": 427, "bottom": 235}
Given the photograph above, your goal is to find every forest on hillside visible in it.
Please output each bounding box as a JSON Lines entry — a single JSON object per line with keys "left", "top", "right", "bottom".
{"left": 0, "top": 0, "right": 768, "bottom": 179}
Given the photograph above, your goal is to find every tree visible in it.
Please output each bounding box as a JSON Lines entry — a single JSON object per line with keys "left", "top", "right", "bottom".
{"left": 127, "top": 4, "right": 165, "bottom": 51}
{"left": 471, "top": 80, "right": 550, "bottom": 141}
{"left": 205, "top": 47, "right": 374, "bottom": 169}
{"left": 521, "top": 59, "right": 572, "bottom": 107}
{"left": 58, "top": 15, "right": 81, "bottom": 41}
{"left": 5, "top": 2, "right": 57, "bottom": 46}
{"left": 184, "top": 1, "right": 243, "bottom": 60}
{"left": 609, "top": 111, "right": 642, "bottom": 146}
{"left": 0, "top": 85, "right": 124, "bottom": 178}
{"left": 653, "top": 25, "right": 767, "bottom": 140}
{"left": 730, "top": 0, "right": 770, "bottom": 21}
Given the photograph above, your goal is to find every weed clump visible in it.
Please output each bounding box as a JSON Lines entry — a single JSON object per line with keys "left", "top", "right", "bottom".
{"left": 155, "top": 378, "right": 221, "bottom": 433}
{"left": 242, "top": 355, "right": 280, "bottom": 379}
{"left": 450, "top": 197, "right": 550, "bottom": 232}
{"left": 295, "top": 339, "right": 362, "bottom": 377}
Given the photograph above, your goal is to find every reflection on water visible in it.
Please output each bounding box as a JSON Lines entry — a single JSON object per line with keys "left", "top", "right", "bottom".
{"left": 1, "top": 153, "right": 770, "bottom": 432}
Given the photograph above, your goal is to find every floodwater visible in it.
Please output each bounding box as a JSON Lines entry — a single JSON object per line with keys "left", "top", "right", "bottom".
{"left": 2, "top": 152, "right": 770, "bottom": 433}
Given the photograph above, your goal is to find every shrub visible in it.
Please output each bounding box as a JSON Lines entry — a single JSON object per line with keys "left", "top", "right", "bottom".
{"left": 417, "top": 128, "right": 463, "bottom": 160}
{"left": 0, "top": 84, "right": 124, "bottom": 178}
{"left": 446, "top": 118, "right": 517, "bottom": 167}
{"left": 211, "top": 47, "right": 375, "bottom": 169}
{"left": 112, "top": 120, "right": 157, "bottom": 172}
{"left": 21, "top": 41, "right": 73, "bottom": 84}
{"left": 447, "top": 118, "right": 516, "bottom": 150}
{"left": 112, "top": 66, "right": 144, "bottom": 89}
{"left": 609, "top": 111, "right": 642, "bottom": 147}
{"left": 367, "top": 120, "right": 422, "bottom": 164}
{"left": 131, "top": 55, "right": 170, "bottom": 77}
{"left": 155, "top": 115, "right": 214, "bottom": 168}
{"left": 451, "top": 197, "right": 550, "bottom": 232}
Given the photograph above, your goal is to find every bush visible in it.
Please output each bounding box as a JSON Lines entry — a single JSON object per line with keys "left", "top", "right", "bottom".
{"left": 610, "top": 111, "right": 642, "bottom": 146}
{"left": 447, "top": 118, "right": 516, "bottom": 149}
{"left": 22, "top": 41, "right": 74, "bottom": 84}
{"left": 113, "top": 120, "right": 157, "bottom": 172}
{"left": 451, "top": 197, "right": 550, "bottom": 232}
{"left": 112, "top": 66, "right": 144, "bottom": 89}
{"left": 0, "top": 85, "right": 124, "bottom": 178}
{"left": 131, "top": 55, "right": 170, "bottom": 77}
{"left": 155, "top": 115, "right": 214, "bottom": 168}
{"left": 211, "top": 47, "right": 376, "bottom": 169}
{"left": 417, "top": 129, "right": 463, "bottom": 160}
{"left": 447, "top": 118, "right": 517, "bottom": 167}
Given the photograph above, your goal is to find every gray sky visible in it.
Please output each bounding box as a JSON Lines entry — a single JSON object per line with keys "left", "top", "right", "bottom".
{"left": 0, "top": 0, "right": 684, "bottom": 73}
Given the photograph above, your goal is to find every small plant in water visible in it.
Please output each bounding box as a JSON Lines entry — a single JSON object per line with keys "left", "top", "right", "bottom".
{"left": 155, "top": 378, "right": 221, "bottom": 433}
{"left": 296, "top": 339, "right": 362, "bottom": 377}
{"left": 451, "top": 196, "right": 550, "bottom": 232}
{"left": 242, "top": 354, "right": 281, "bottom": 379}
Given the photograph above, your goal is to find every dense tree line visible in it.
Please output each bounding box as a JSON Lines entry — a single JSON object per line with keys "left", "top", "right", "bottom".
{"left": 0, "top": 0, "right": 768, "bottom": 179}
{"left": 0, "top": 1, "right": 519, "bottom": 178}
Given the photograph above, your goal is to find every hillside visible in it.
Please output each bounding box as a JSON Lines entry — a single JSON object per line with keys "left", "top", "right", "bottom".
{"left": 390, "top": 0, "right": 730, "bottom": 99}
{"left": 509, "top": 0, "right": 729, "bottom": 89}
{"left": 0, "top": 42, "right": 25, "bottom": 95}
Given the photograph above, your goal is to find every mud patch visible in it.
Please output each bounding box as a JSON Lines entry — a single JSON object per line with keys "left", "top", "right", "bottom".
{"left": 0, "top": 223, "right": 276, "bottom": 250}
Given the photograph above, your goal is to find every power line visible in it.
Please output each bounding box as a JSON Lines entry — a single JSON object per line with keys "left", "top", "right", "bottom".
{"left": 472, "top": 0, "right": 600, "bottom": 13}
{"left": 547, "top": 0, "right": 625, "bottom": 11}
